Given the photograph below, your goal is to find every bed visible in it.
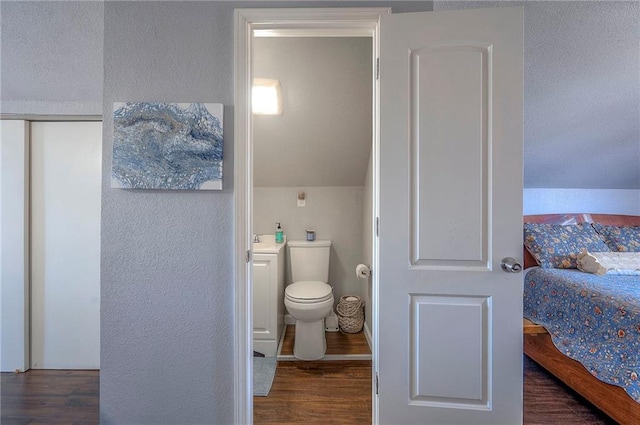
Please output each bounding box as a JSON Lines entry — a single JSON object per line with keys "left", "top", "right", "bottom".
{"left": 523, "top": 214, "right": 640, "bottom": 425}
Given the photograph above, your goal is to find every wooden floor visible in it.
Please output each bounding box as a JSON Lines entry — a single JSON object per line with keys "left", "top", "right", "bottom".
{"left": 279, "top": 325, "right": 371, "bottom": 357}
{"left": 0, "top": 357, "right": 619, "bottom": 424}
{"left": 254, "top": 360, "right": 371, "bottom": 424}
{"left": 1, "top": 369, "right": 99, "bottom": 425}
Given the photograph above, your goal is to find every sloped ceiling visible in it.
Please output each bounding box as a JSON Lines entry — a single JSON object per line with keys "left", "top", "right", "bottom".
{"left": 253, "top": 37, "right": 372, "bottom": 187}
{"left": 435, "top": 0, "right": 640, "bottom": 189}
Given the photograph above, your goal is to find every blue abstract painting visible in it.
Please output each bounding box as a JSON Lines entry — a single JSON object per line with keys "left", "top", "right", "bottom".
{"left": 111, "top": 102, "right": 223, "bottom": 190}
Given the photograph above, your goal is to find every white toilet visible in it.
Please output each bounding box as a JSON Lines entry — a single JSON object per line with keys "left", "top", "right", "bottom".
{"left": 285, "top": 240, "right": 334, "bottom": 360}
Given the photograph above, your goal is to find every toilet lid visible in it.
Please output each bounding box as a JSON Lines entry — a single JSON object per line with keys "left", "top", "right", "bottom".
{"left": 285, "top": 281, "right": 332, "bottom": 303}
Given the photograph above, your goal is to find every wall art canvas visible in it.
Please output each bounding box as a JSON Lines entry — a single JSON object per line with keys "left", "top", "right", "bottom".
{"left": 111, "top": 102, "right": 223, "bottom": 190}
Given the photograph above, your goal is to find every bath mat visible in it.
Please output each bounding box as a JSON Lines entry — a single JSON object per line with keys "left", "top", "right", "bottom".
{"left": 253, "top": 357, "right": 277, "bottom": 396}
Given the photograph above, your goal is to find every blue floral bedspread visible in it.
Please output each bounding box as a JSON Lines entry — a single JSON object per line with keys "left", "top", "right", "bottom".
{"left": 524, "top": 267, "right": 640, "bottom": 402}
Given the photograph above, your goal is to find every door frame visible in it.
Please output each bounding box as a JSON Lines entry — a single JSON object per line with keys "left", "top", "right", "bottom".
{"left": 0, "top": 116, "right": 102, "bottom": 373}
{"left": 233, "top": 8, "right": 388, "bottom": 424}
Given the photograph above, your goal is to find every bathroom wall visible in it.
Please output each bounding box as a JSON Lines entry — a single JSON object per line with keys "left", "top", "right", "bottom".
{"left": 253, "top": 36, "right": 373, "bottom": 307}
{"left": 253, "top": 37, "right": 372, "bottom": 188}
{"left": 254, "top": 186, "right": 365, "bottom": 302}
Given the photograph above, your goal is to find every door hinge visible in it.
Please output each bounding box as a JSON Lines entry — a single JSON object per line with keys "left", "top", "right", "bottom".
{"left": 375, "top": 373, "right": 379, "bottom": 395}
{"left": 245, "top": 249, "right": 251, "bottom": 263}
{"left": 376, "top": 217, "right": 380, "bottom": 237}
{"left": 376, "top": 57, "right": 380, "bottom": 80}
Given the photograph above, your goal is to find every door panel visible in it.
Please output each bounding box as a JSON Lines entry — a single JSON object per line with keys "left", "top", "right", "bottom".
{"left": 30, "top": 121, "right": 102, "bottom": 369}
{"left": 379, "top": 7, "right": 523, "bottom": 424}
{"left": 411, "top": 44, "right": 490, "bottom": 267}
{"left": 411, "top": 294, "right": 490, "bottom": 408}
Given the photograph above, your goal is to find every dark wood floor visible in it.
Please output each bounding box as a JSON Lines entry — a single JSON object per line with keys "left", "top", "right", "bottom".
{"left": 255, "top": 360, "right": 371, "bottom": 424}
{"left": 280, "top": 325, "right": 371, "bottom": 356}
{"left": 522, "top": 356, "right": 616, "bottom": 425}
{"left": 1, "top": 369, "right": 99, "bottom": 425}
{"left": 1, "top": 357, "right": 618, "bottom": 424}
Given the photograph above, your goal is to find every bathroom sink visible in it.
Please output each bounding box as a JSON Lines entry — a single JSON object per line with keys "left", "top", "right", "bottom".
{"left": 253, "top": 234, "right": 286, "bottom": 254}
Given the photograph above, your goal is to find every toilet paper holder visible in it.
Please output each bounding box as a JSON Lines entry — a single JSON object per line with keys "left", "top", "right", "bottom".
{"left": 356, "top": 263, "right": 371, "bottom": 279}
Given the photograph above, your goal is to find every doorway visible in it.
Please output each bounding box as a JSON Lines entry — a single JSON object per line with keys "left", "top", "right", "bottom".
{"left": 236, "top": 6, "right": 524, "bottom": 425}
{"left": 233, "top": 8, "right": 388, "bottom": 425}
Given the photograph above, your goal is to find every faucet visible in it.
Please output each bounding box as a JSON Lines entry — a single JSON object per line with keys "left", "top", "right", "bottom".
{"left": 253, "top": 234, "right": 260, "bottom": 243}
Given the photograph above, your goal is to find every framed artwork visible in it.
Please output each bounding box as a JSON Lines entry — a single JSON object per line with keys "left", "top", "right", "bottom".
{"left": 111, "top": 102, "right": 223, "bottom": 190}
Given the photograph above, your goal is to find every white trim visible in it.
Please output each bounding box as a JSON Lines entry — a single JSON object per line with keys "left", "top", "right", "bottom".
{"left": 0, "top": 120, "right": 30, "bottom": 373}
{"left": 278, "top": 353, "right": 372, "bottom": 362}
{"left": 233, "top": 9, "right": 253, "bottom": 425}
{"left": 0, "top": 114, "right": 102, "bottom": 122}
{"left": 363, "top": 321, "right": 373, "bottom": 352}
{"left": 371, "top": 13, "right": 382, "bottom": 425}
{"left": 234, "top": 8, "right": 387, "bottom": 425}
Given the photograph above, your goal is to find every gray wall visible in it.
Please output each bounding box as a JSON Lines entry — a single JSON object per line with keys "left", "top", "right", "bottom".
{"left": 102, "top": 2, "right": 235, "bottom": 423}
{"left": 434, "top": 0, "right": 640, "bottom": 190}
{"left": 254, "top": 187, "right": 366, "bottom": 302}
{"left": 0, "top": 1, "right": 103, "bottom": 116}
{"left": 4, "top": 0, "right": 637, "bottom": 423}
{"left": 254, "top": 37, "right": 372, "bottom": 187}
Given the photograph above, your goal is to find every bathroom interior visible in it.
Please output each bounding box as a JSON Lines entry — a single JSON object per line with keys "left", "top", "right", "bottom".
{"left": 251, "top": 33, "right": 375, "bottom": 403}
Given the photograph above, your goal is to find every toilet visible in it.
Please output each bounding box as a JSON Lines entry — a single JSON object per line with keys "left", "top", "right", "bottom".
{"left": 285, "top": 240, "right": 334, "bottom": 360}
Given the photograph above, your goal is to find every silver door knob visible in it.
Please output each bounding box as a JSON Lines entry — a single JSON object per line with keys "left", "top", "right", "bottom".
{"left": 501, "top": 257, "right": 522, "bottom": 273}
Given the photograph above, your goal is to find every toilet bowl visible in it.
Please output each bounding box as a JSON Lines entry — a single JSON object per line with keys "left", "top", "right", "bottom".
{"left": 285, "top": 239, "right": 334, "bottom": 360}
{"left": 284, "top": 281, "right": 334, "bottom": 360}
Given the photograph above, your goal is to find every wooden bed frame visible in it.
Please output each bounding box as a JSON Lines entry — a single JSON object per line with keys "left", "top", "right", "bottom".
{"left": 523, "top": 213, "right": 640, "bottom": 425}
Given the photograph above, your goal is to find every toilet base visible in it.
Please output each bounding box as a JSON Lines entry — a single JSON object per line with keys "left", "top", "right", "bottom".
{"left": 293, "top": 319, "right": 327, "bottom": 360}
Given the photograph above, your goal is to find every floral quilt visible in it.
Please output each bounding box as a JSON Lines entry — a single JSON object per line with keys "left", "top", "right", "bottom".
{"left": 524, "top": 267, "right": 640, "bottom": 402}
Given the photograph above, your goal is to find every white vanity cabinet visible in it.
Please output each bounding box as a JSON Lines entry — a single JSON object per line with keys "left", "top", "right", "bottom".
{"left": 253, "top": 236, "right": 285, "bottom": 357}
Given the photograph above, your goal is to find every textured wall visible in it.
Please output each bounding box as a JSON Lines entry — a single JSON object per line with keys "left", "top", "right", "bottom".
{"left": 102, "top": 2, "right": 235, "bottom": 424}
{"left": 434, "top": 0, "right": 640, "bottom": 190}
{"left": 0, "top": 1, "right": 103, "bottom": 115}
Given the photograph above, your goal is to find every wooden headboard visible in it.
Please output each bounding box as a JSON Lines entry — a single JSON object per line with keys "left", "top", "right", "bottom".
{"left": 523, "top": 213, "right": 640, "bottom": 269}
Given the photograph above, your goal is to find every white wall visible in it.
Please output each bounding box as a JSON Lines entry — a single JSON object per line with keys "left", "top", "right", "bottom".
{"left": 524, "top": 188, "right": 640, "bottom": 216}
{"left": 0, "top": 120, "right": 30, "bottom": 372}
{"left": 254, "top": 186, "right": 366, "bottom": 302}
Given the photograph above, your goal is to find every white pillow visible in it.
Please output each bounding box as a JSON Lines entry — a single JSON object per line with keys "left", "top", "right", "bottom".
{"left": 577, "top": 249, "right": 640, "bottom": 275}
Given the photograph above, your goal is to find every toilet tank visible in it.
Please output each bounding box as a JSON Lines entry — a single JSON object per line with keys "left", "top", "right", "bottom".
{"left": 288, "top": 240, "right": 331, "bottom": 283}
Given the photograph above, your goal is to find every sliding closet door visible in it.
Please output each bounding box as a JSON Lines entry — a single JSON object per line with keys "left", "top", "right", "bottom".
{"left": 30, "top": 121, "right": 102, "bottom": 369}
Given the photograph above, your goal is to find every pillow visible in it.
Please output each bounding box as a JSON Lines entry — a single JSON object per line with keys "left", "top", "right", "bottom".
{"left": 591, "top": 223, "right": 640, "bottom": 252}
{"left": 577, "top": 249, "right": 640, "bottom": 275}
{"left": 523, "top": 223, "right": 611, "bottom": 268}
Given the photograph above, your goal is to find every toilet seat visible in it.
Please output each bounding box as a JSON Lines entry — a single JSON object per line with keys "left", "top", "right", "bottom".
{"left": 285, "top": 281, "right": 332, "bottom": 304}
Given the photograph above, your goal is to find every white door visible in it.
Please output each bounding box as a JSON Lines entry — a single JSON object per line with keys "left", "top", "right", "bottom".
{"left": 378, "top": 7, "right": 523, "bottom": 424}
{"left": 30, "top": 121, "right": 102, "bottom": 369}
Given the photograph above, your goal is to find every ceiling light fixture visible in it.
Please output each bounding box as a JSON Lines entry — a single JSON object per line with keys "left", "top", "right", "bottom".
{"left": 252, "top": 78, "right": 283, "bottom": 115}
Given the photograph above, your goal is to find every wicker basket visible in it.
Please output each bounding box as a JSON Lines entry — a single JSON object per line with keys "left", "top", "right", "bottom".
{"left": 336, "top": 295, "right": 364, "bottom": 334}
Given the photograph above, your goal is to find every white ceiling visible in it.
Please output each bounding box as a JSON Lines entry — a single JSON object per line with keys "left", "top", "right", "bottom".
{"left": 253, "top": 37, "right": 372, "bottom": 188}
